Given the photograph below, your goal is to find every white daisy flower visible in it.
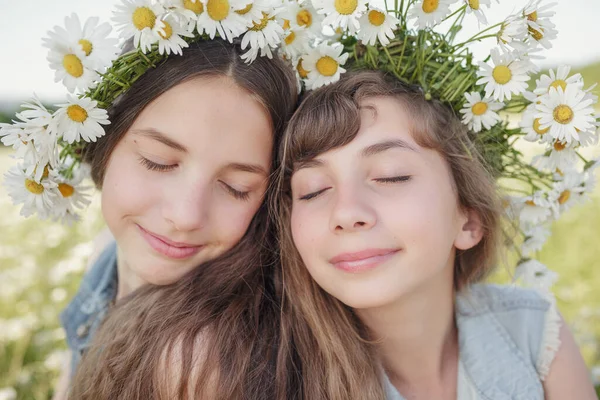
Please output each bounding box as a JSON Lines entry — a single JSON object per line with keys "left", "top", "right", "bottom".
{"left": 236, "top": 0, "right": 279, "bottom": 29}
{"left": 46, "top": 43, "right": 99, "bottom": 93}
{"left": 52, "top": 168, "right": 92, "bottom": 220}
{"left": 548, "top": 171, "right": 585, "bottom": 215}
{"left": 582, "top": 159, "right": 600, "bottom": 194}
{"left": 464, "top": 0, "right": 491, "bottom": 26}
{"left": 240, "top": 43, "right": 275, "bottom": 63}
{"left": 302, "top": 42, "right": 349, "bottom": 90}
{"left": 281, "top": 1, "right": 324, "bottom": 36}
{"left": 521, "top": 225, "right": 550, "bottom": 256}
{"left": 356, "top": 7, "right": 399, "bottom": 46}
{"left": 535, "top": 85, "right": 596, "bottom": 145}
{"left": 534, "top": 66, "right": 583, "bottom": 96}
{"left": 518, "top": 191, "right": 552, "bottom": 226}
{"left": 43, "top": 13, "right": 119, "bottom": 73}
{"left": 477, "top": 48, "right": 532, "bottom": 102}
{"left": 52, "top": 95, "right": 110, "bottom": 144}
{"left": 407, "top": 0, "right": 455, "bottom": 30}
{"left": 496, "top": 14, "right": 528, "bottom": 52}
{"left": 522, "top": 0, "right": 557, "bottom": 49}
{"left": 281, "top": 28, "right": 312, "bottom": 60}
{"left": 3, "top": 166, "right": 59, "bottom": 219}
{"left": 532, "top": 140, "right": 578, "bottom": 172}
{"left": 113, "top": 0, "right": 166, "bottom": 53}
{"left": 313, "top": 0, "right": 368, "bottom": 33}
{"left": 520, "top": 103, "right": 552, "bottom": 144}
{"left": 165, "top": 0, "right": 206, "bottom": 34}
{"left": 240, "top": 10, "right": 284, "bottom": 62}
{"left": 155, "top": 13, "right": 194, "bottom": 55}
{"left": 196, "top": 0, "right": 251, "bottom": 42}
{"left": 459, "top": 91, "right": 503, "bottom": 132}
{"left": 514, "top": 259, "right": 558, "bottom": 293}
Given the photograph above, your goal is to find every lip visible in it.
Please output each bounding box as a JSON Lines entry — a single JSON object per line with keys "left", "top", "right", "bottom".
{"left": 136, "top": 224, "right": 203, "bottom": 260}
{"left": 329, "top": 248, "right": 400, "bottom": 273}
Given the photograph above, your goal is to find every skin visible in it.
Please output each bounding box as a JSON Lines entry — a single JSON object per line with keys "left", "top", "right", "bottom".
{"left": 101, "top": 75, "right": 273, "bottom": 298}
{"left": 290, "top": 96, "right": 596, "bottom": 399}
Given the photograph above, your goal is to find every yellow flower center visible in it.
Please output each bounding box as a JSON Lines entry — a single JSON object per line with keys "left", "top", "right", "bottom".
{"left": 492, "top": 65, "right": 512, "bottom": 84}
{"left": 67, "top": 105, "right": 88, "bottom": 123}
{"left": 207, "top": 0, "right": 230, "bottom": 21}
{"left": 62, "top": 54, "right": 84, "bottom": 78}
{"left": 468, "top": 0, "right": 479, "bottom": 10}
{"left": 553, "top": 141, "right": 566, "bottom": 151}
{"left": 334, "top": 0, "right": 358, "bottom": 15}
{"left": 533, "top": 118, "right": 549, "bottom": 135}
{"left": 316, "top": 56, "right": 338, "bottom": 77}
{"left": 235, "top": 3, "right": 253, "bottom": 15}
{"left": 184, "top": 0, "right": 204, "bottom": 14}
{"left": 249, "top": 13, "right": 271, "bottom": 31}
{"left": 558, "top": 190, "right": 570, "bottom": 205}
{"left": 422, "top": 0, "right": 439, "bottom": 14}
{"left": 283, "top": 19, "right": 291, "bottom": 30}
{"left": 525, "top": 200, "right": 536, "bottom": 206}
{"left": 159, "top": 21, "right": 173, "bottom": 39}
{"left": 528, "top": 26, "right": 544, "bottom": 41}
{"left": 297, "top": 10, "right": 313, "bottom": 27}
{"left": 368, "top": 10, "right": 385, "bottom": 26}
{"left": 132, "top": 6, "right": 156, "bottom": 30}
{"left": 78, "top": 39, "right": 93, "bottom": 56}
{"left": 527, "top": 11, "right": 537, "bottom": 21}
{"left": 555, "top": 168, "right": 564, "bottom": 176}
{"left": 471, "top": 102, "right": 488, "bottom": 116}
{"left": 297, "top": 59, "right": 309, "bottom": 78}
{"left": 549, "top": 79, "right": 567, "bottom": 92}
{"left": 58, "top": 183, "right": 75, "bottom": 198}
{"left": 285, "top": 31, "right": 296, "bottom": 45}
{"left": 553, "top": 105, "right": 574, "bottom": 125}
{"left": 25, "top": 179, "right": 44, "bottom": 195}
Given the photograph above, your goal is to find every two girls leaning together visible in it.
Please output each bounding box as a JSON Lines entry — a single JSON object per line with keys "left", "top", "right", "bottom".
{"left": 4, "top": 3, "right": 597, "bottom": 399}
{"left": 57, "top": 49, "right": 595, "bottom": 399}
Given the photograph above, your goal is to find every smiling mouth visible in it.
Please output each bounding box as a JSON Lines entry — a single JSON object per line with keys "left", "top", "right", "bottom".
{"left": 329, "top": 248, "right": 400, "bottom": 273}
{"left": 136, "top": 224, "right": 203, "bottom": 260}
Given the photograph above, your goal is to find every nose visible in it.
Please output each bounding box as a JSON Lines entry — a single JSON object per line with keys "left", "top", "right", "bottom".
{"left": 329, "top": 187, "right": 376, "bottom": 233}
{"left": 162, "top": 178, "right": 209, "bottom": 232}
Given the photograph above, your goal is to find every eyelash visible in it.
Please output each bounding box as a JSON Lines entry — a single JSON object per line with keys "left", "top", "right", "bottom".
{"left": 298, "top": 176, "right": 411, "bottom": 201}
{"left": 138, "top": 156, "right": 177, "bottom": 172}
{"left": 220, "top": 181, "right": 251, "bottom": 202}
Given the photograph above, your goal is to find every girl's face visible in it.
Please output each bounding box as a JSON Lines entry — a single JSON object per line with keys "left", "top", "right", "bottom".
{"left": 102, "top": 76, "right": 273, "bottom": 286}
{"left": 290, "top": 97, "right": 481, "bottom": 309}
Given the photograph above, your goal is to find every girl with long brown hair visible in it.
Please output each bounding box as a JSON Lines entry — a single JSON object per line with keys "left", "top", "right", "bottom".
{"left": 274, "top": 70, "right": 596, "bottom": 399}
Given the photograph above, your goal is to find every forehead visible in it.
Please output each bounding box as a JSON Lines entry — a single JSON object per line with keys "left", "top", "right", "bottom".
{"left": 129, "top": 76, "right": 273, "bottom": 163}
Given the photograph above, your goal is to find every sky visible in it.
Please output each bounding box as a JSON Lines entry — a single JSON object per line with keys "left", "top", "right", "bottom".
{"left": 0, "top": 0, "right": 599, "bottom": 102}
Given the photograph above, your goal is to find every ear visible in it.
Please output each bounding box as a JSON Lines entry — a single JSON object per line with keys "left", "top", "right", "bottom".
{"left": 454, "top": 209, "right": 484, "bottom": 251}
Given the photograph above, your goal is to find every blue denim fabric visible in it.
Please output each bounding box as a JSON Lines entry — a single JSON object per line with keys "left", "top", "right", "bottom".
{"left": 384, "top": 284, "right": 552, "bottom": 400}
{"left": 60, "top": 241, "right": 118, "bottom": 377}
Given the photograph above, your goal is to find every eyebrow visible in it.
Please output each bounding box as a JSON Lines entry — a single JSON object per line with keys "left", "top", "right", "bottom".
{"left": 361, "top": 139, "right": 418, "bottom": 157}
{"left": 225, "top": 162, "right": 269, "bottom": 177}
{"left": 131, "top": 128, "right": 188, "bottom": 153}
{"left": 294, "top": 158, "right": 324, "bottom": 172}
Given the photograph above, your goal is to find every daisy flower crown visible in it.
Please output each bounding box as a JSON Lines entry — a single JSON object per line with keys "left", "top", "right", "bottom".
{"left": 1, "top": 0, "right": 292, "bottom": 224}
{"left": 283, "top": 0, "right": 599, "bottom": 293}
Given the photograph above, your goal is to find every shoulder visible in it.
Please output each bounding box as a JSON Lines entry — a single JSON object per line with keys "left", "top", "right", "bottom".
{"left": 457, "top": 283, "right": 561, "bottom": 380}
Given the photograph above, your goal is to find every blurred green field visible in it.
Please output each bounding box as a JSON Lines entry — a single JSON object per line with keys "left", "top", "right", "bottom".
{"left": 1, "top": 62, "right": 600, "bottom": 399}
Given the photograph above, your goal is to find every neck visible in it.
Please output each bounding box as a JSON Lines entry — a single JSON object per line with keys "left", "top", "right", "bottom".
{"left": 355, "top": 260, "right": 458, "bottom": 389}
{"left": 115, "top": 247, "right": 147, "bottom": 300}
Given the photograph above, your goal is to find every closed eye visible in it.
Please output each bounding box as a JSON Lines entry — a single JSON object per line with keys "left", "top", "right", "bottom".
{"left": 298, "top": 187, "right": 330, "bottom": 201}
{"left": 374, "top": 176, "right": 412, "bottom": 184}
{"left": 219, "top": 181, "right": 251, "bottom": 201}
{"left": 138, "top": 156, "right": 177, "bottom": 172}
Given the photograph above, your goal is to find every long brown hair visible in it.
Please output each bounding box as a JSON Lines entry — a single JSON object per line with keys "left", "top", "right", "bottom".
{"left": 274, "top": 70, "right": 502, "bottom": 399}
{"left": 70, "top": 39, "right": 297, "bottom": 399}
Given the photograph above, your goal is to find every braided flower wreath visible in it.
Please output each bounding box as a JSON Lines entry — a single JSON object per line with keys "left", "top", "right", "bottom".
{"left": 1, "top": 0, "right": 599, "bottom": 294}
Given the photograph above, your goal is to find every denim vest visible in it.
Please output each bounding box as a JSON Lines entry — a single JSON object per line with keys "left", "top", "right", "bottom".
{"left": 60, "top": 242, "right": 118, "bottom": 377}
{"left": 384, "top": 284, "right": 561, "bottom": 400}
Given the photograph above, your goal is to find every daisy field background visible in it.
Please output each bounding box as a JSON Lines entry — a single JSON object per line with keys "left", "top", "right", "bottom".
{"left": 0, "top": 0, "right": 600, "bottom": 398}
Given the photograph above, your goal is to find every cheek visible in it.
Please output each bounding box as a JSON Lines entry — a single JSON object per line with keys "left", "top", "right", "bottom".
{"left": 290, "top": 206, "right": 323, "bottom": 267}
{"left": 209, "top": 198, "right": 263, "bottom": 247}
